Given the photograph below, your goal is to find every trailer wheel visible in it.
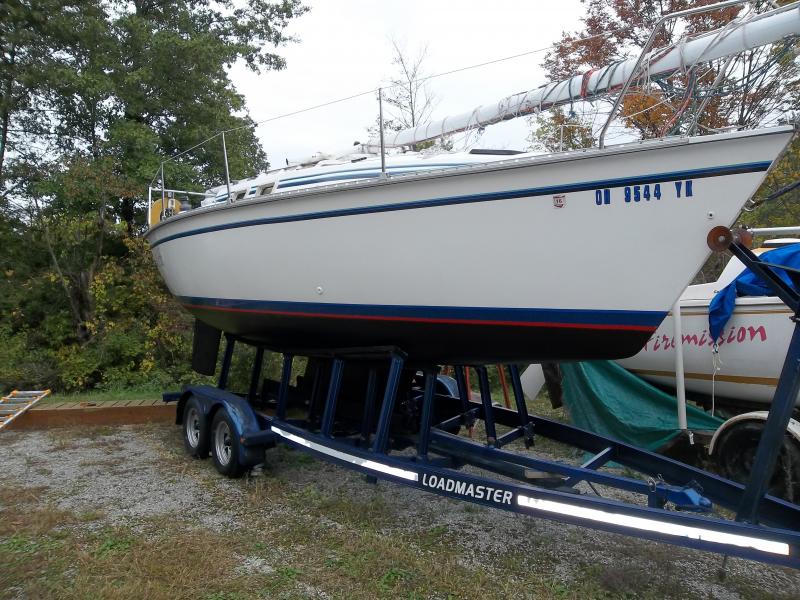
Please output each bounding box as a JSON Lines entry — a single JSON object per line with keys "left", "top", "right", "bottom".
{"left": 715, "top": 421, "right": 800, "bottom": 503}
{"left": 210, "top": 410, "right": 246, "bottom": 478}
{"left": 183, "top": 397, "right": 209, "bottom": 458}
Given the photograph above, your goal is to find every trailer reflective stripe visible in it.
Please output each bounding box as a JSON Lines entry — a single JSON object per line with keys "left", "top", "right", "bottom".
{"left": 270, "top": 426, "right": 418, "bottom": 481}
{"left": 516, "top": 495, "right": 789, "bottom": 556}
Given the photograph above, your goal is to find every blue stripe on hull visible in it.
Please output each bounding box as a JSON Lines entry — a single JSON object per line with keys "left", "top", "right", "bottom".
{"left": 149, "top": 161, "right": 771, "bottom": 249}
{"left": 275, "top": 163, "right": 468, "bottom": 187}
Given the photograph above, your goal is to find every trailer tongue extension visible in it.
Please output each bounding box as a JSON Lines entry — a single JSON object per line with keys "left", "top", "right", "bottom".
{"left": 163, "top": 227, "right": 800, "bottom": 569}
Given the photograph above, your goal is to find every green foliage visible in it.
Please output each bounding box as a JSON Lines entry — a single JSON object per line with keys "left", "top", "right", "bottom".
{"left": 95, "top": 533, "right": 132, "bottom": 557}
{"left": 378, "top": 567, "right": 412, "bottom": 593}
{"left": 746, "top": 137, "right": 800, "bottom": 228}
{"left": 0, "top": 535, "right": 47, "bottom": 556}
{"left": 0, "top": 234, "right": 200, "bottom": 393}
{"left": 0, "top": 0, "right": 306, "bottom": 393}
{"left": 528, "top": 107, "right": 595, "bottom": 152}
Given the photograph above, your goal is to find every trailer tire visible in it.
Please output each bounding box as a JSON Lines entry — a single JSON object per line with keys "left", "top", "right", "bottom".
{"left": 210, "top": 409, "right": 247, "bottom": 478}
{"left": 183, "top": 397, "right": 209, "bottom": 458}
{"left": 715, "top": 421, "right": 800, "bottom": 503}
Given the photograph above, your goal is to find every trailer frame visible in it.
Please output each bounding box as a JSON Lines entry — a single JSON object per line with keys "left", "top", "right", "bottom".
{"left": 163, "top": 230, "right": 800, "bottom": 569}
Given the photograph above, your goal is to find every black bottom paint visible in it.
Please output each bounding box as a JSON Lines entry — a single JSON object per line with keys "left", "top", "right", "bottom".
{"left": 185, "top": 308, "right": 653, "bottom": 363}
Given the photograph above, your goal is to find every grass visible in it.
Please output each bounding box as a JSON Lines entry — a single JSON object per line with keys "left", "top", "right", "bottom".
{"left": 95, "top": 532, "right": 133, "bottom": 557}
{"left": 46, "top": 424, "right": 119, "bottom": 451}
{"left": 0, "top": 484, "right": 281, "bottom": 600}
{"left": 4, "top": 379, "right": 798, "bottom": 600}
{"left": 526, "top": 387, "right": 569, "bottom": 422}
{"left": 3, "top": 424, "right": 799, "bottom": 600}
{"left": 44, "top": 387, "right": 164, "bottom": 405}
{"left": 0, "top": 439, "right": 533, "bottom": 599}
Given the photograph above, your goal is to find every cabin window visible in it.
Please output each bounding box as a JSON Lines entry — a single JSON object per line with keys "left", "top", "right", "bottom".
{"left": 236, "top": 191, "right": 246, "bottom": 201}
{"left": 259, "top": 183, "right": 274, "bottom": 195}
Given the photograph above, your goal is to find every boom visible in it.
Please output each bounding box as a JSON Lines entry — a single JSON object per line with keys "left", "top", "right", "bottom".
{"left": 373, "top": 2, "right": 800, "bottom": 149}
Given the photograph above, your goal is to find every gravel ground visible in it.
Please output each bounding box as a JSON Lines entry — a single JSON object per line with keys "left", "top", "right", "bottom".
{"left": 1, "top": 424, "right": 799, "bottom": 599}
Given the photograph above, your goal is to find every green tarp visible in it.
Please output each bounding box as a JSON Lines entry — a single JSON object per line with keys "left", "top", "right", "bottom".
{"left": 560, "top": 361, "right": 725, "bottom": 451}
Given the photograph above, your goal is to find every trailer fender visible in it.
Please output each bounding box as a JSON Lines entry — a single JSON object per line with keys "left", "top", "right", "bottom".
{"left": 436, "top": 374, "right": 459, "bottom": 397}
{"left": 708, "top": 411, "right": 800, "bottom": 456}
{"left": 179, "top": 385, "right": 268, "bottom": 467}
{"left": 173, "top": 389, "right": 194, "bottom": 426}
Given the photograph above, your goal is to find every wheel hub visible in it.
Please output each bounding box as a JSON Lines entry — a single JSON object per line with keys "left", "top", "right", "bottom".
{"left": 215, "top": 420, "right": 232, "bottom": 466}
{"left": 185, "top": 407, "right": 200, "bottom": 447}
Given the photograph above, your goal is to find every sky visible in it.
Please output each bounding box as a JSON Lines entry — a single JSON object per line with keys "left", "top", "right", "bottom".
{"left": 229, "top": 0, "right": 587, "bottom": 166}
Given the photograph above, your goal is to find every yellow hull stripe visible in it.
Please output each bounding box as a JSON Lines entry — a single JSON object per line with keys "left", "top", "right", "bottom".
{"left": 628, "top": 369, "right": 778, "bottom": 387}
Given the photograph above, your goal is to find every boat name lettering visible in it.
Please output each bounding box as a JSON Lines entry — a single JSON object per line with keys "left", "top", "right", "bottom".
{"left": 643, "top": 325, "right": 768, "bottom": 352}
{"left": 420, "top": 474, "right": 513, "bottom": 505}
{"left": 594, "top": 181, "right": 694, "bottom": 206}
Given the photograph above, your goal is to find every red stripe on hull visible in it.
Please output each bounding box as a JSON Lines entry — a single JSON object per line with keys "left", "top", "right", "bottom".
{"left": 182, "top": 303, "right": 657, "bottom": 333}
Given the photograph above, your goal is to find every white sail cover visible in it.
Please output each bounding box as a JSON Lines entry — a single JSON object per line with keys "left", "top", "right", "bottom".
{"left": 373, "top": 3, "right": 800, "bottom": 149}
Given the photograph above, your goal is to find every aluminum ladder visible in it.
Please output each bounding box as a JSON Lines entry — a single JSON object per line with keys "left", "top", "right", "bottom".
{"left": 0, "top": 390, "right": 50, "bottom": 432}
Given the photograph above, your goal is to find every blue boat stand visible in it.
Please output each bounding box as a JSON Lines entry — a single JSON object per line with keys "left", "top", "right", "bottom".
{"left": 163, "top": 230, "right": 800, "bottom": 569}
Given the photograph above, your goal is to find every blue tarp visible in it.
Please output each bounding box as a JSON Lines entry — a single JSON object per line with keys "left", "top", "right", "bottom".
{"left": 709, "top": 243, "right": 800, "bottom": 341}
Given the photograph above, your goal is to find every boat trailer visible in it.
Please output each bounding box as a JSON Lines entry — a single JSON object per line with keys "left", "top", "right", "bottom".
{"left": 165, "top": 228, "right": 800, "bottom": 569}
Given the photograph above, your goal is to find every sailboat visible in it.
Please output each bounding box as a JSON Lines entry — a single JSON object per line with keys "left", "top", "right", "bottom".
{"left": 145, "top": 3, "right": 799, "bottom": 364}
{"left": 144, "top": 5, "right": 800, "bottom": 567}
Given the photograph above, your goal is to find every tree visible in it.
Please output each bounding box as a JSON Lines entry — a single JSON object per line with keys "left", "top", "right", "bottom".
{"left": 538, "top": 0, "right": 797, "bottom": 139}
{"left": 0, "top": 0, "right": 308, "bottom": 391}
{"left": 0, "top": 0, "right": 90, "bottom": 192}
{"left": 368, "top": 39, "right": 453, "bottom": 151}
{"left": 746, "top": 137, "right": 800, "bottom": 227}
{"left": 528, "top": 107, "right": 595, "bottom": 152}
{"left": 382, "top": 39, "right": 437, "bottom": 132}
{"left": 36, "top": 0, "right": 303, "bottom": 335}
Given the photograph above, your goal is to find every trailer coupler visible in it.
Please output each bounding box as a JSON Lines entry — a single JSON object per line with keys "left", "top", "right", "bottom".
{"left": 659, "top": 483, "right": 711, "bottom": 512}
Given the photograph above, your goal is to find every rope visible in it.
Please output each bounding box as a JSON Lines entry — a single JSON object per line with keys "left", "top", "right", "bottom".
{"left": 580, "top": 68, "right": 598, "bottom": 98}
{"left": 711, "top": 343, "right": 724, "bottom": 418}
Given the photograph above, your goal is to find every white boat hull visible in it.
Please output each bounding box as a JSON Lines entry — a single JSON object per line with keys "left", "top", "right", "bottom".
{"left": 145, "top": 128, "right": 793, "bottom": 363}
{"left": 617, "top": 296, "right": 797, "bottom": 408}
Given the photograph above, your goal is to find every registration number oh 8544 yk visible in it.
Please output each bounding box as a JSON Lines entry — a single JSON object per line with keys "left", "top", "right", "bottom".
{"left": 594, "top": 180, "right": 694, "bottom": 206}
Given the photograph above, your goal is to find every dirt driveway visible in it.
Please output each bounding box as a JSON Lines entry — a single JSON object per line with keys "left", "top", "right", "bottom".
{"left": 1, "top": 424, "right": 798, "bottom": 600}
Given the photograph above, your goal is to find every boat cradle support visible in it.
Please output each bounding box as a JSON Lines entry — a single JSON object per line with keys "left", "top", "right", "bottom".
{"left": 166, "top": 334, "right": 800, "bottom": 569}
